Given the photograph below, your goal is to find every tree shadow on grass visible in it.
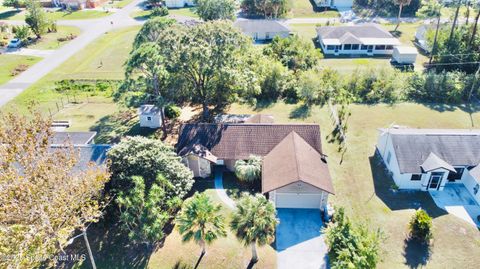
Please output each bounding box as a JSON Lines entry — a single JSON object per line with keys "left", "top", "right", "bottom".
{"left": 289, "top": 104, "right": 311, "bottom": 119}
{"left": 58, "top": 212, "right": 171, "bottom": 269}
{"left": 90, "top": 110, "right": 159, "bottom": 144}
{"left": 403, "top": 237, "right": 431, "bottom": 269}
{"left": 369, "top": 150, "right": 447, "bottom": 218}
{"left": 0, "top": 10, "right": 22, "bottom": 20}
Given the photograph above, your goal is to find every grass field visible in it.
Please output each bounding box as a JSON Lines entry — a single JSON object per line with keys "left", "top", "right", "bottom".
{"left": 228, "top": 102, "right": 480, "bottom": 269}
{"left": 169, "top": 7, "right": 198, "bottom": 18}
{"left": 0, "top": 8, "right": 110, "bottom": 20}
{"left": 3, "top": 26, "right": 139, "bottom": 129}
{"left": 27, "top": 26, "right": 81, "bottom": 50}
{"left": 289, "top": 0, "right": 339, "bottom": 18}
{"left": 0, "top": 54, "right": 41, "bottom": 85}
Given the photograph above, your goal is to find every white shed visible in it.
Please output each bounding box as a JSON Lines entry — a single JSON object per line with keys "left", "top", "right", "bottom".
{"left": 391, "top": 46, "right": 418, "bottom": 64}
{"left": 138, "top": 105, "right": 163, "bottom": 129}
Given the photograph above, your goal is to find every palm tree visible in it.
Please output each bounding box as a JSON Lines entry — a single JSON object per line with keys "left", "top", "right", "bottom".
{"left": 394, "top": 0, "right": 413, "bottom": 32}
{"left": 176, "top": 192, "right": 226, "bottom": 257}
{"left": 234, "top": 155, "right": 262, "bottom": 182}
{"left": 230, "top": 193, "right": 278, "bottom": 263}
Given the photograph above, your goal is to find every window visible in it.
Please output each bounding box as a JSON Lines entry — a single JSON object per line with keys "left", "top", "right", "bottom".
{"left": 386, "top": 45, "right": 394, "bottom": 50}
{"left": 386, "top": 151, "right": 392, "bottom": 165}
{"left": 375, "top": 45, "right": 386, "bottom": 50}
{"left": 327, "top": 45, "right": 335, "bottom": 50}
{"left": 447, "top": 167, "right": 464, "bottom": 181}
{"left": 343, "top": 44, "right": 352, "bottom": 50}
{"left": 266, "top": 32, "right": 270, "bottom": 39}
{"left": 474, "top": 184, "right": 479, "bottom": 195}
{"left": 411, "top": 174, "right": 422, "bottom": 181}
{"left": 147, "top": 116, "right": 152, "bottom": 121}
{"left": 361, "top": 45, "right": 368, "bottom": 50}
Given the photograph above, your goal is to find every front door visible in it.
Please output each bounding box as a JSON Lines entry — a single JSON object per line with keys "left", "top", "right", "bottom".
{"left": 428, "top": 172, "right": 444, "bottom": 190}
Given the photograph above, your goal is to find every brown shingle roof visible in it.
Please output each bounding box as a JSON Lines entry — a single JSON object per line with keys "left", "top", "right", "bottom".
{"left": 262, "top": 132, "right": 334, "bottom": 194}
{"left": 176, "top": 123, "right": 322, "bottom": 160}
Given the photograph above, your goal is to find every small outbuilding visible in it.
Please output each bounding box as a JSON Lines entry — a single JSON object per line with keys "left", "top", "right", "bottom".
{"left": 138, "top": 105, "right": 163, "bottom": 129}
{"left": 391, "top": 46, "right": 418, "bottom": 65}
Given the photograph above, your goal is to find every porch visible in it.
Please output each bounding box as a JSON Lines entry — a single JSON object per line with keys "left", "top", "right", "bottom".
{"left": 430, "top": 185, "right": 480, "bottom": 228}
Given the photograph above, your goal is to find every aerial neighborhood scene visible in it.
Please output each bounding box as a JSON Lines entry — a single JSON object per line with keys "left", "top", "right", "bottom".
{"left": 1, "top": 0, "right": 480, "bottom": 268}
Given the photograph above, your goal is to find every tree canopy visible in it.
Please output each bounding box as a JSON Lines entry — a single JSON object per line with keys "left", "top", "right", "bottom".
{"left": 240, "top": 0, "right": 292, "bottom": 18}
{"left": 230, "top": 193, "right": 278, "bottom": 262}
{"left": 264, "top": 35, "right": 322, "bottom": 72}
{"left": 325, "top": 207, "right": 383, "bottom": 269}
{"left": 0, "top": 109, "right": 109, "bottom": 268}
{"left": 25, "top": 0, "right": 48, "bottom": 38}
{"left": 176, "top": 192, "right": 227, "bottom": 255}
{"left": 107, "top": 136, "right": 194, "bottom": 199}
{"left": 123, "top": 20, "right": 260, "bottom": 120}
{"left": 194, "top": 0, "right": 237, "bottom": 21}
{"left": 234, "top": 155, "right": 262, "bottom": 182}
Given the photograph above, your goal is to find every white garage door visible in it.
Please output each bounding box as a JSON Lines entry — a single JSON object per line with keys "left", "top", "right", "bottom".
{"left": 275, "top": 193, "right": 322, "bottom": 209}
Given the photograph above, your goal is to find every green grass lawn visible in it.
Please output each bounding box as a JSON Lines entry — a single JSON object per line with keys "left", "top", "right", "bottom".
{"left": 228, "top": 102, "right": 480, "bottom": 269}
{"left": 318, "top": 58, "right": 393, "bottom": 73}
{"left": 0, "top": 54, "right": 41, "bottom": 85}
{"left": 130, "top": 9, "right": 151, "bottom": 20}
{"left": 168, "top": 7, "right": 199, "bottom": 18}
{"left": 3, "top": 26, "right": 140, "bottom": 130}
{"left": 289, "top": 0, "right": 339, "bottom": 18}
{"left": 27, "top": 26, "right": 81, "bottom": 50}
{"left": 110, "top": 0, "right": 133, "bottom": 9}
{"left": 45, "top": 25, "right": 139, "bottom": 80}
{"left": 0, "top": 8, "right": 110, "bottom": 20}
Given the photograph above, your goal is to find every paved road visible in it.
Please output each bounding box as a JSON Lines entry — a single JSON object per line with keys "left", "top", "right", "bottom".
{"left": 0, "top": 0, "right": 143, "bottom": 107}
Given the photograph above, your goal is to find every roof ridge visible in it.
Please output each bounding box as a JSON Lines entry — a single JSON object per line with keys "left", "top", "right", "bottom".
{"left": 290, "top": 131, "right": 302, "bottom": 182}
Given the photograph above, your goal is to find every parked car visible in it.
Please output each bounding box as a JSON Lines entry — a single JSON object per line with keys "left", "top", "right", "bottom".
{"left": 7, "top": 38, "right": 22, "bottom": 48}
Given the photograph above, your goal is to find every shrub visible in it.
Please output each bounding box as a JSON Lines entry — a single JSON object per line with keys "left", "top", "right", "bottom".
{"left": 12, "top": 25, "right": 31, "bottom": 42}
{"left": 234, "top": 155, "right": 262, "bottom": 182}
{"left": 409, "top": 209, "right": 433, "bottom": 243}
{"left": 151, "top": 6, "right": 168, "bottom": 17}
{"left": 165, "top": 104, "right": 181, "bottom": 119}
{"left": 325, "top": 207, "right": 383, "bottom": 269}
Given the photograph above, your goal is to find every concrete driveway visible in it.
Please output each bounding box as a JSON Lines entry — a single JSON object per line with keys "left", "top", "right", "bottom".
{"left": 276, "top": 208, "right": 329, "bottom": 269}
{"left": 430, "top": 185, "right": 480, "bottom": 228}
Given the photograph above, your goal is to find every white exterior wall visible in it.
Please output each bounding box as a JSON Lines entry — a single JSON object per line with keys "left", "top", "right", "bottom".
{"left": 184, "top": 155, "right": 212, "bottom": 178}
{"left": 377, "top": 132, "right": 459, "bottom": 191}
{"left": 139, "top": 114, "right": 162, "bottom": 128}
{"left": 224, "top": 159, "right": 236, "bottom": 172}
{"left": 319, "top": 40, "right": 395, "bottom": 56}
{"left": 247, "top": 31, "right": 290, "bottom": 41}
{"left": 461, "top": 171, "right": 480, "bottom": 204}
{"left": 377, "top": 132, "right": 417, "bottom": 189}
{"left": 271, "top": 182, "right": 329, "bottom": 210}
{"left": 165, "top": 0, "right": 195, "bottom": 8}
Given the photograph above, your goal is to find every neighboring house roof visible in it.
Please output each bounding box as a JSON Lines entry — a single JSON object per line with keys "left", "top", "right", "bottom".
{"left": 262, "top": 132, "right": 334, "bottom": 194}
{"left": 138, "top": 105, "right": 162, "bottom": 116}
{"left": 49, "top": 144, "right": 110, "bottom": 171}
{"left": 420, "top": 152, "right": 456, "bottom": 173}
{"left": 245, "top": 114, "right": 275, "bottom": 124}
{"left": 381, "top": 128, "right": 480, "bottom": 174}
{"left": 316, "top": 24, "right": 400, "bottom": 46}
{"left": 233, "top": 19, "right": 291, "bottom": 34}
{"left": 176, "top": 123, "right": 322, "bottom": 160}
{"left": 51, "top": 131, "right": 97, "bottom": 145}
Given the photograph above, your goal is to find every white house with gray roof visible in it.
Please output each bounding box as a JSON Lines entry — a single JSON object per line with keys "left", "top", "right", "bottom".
{"left": 376, "top": 128, "right": 480, "bottom": 204}
{"left": 316, "top": 24, "right": 400, "bottom": 56}
{"left": 234, "top": 19, "right": 291, "bottom": 42}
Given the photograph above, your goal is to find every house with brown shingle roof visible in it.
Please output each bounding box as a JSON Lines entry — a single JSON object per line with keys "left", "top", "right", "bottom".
{"left": 176, "top": 120, "right": 334, "bottom": 210}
